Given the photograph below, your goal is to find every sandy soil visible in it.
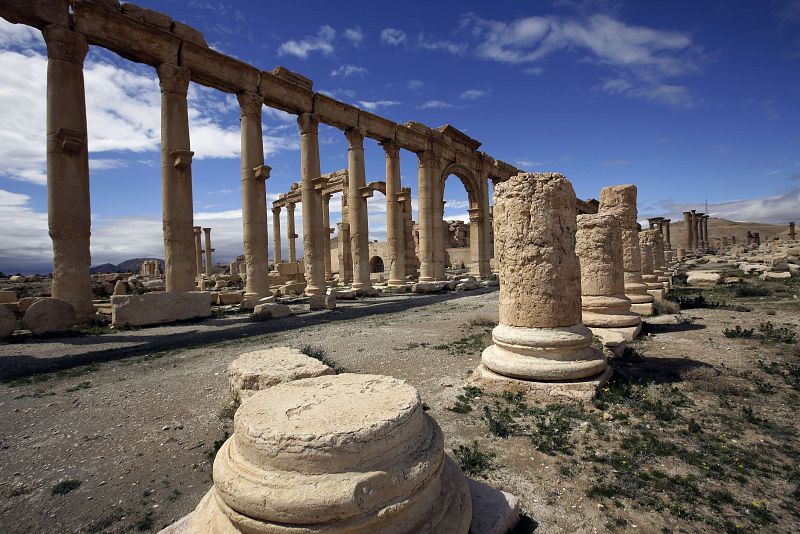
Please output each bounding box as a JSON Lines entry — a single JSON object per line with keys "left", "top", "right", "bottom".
{"left": 0, "top": 279, "right": 798, "bottom": 533}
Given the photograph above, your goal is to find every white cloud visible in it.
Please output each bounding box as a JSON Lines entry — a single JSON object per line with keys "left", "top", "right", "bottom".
{"left": 416, "top": 34, "right": 467, "bottom": 55}
{"left": 523, "top": 66, "right": 544, "bottom": 75}
{"left": 278, "top": 25, "right": 336, "bottom": 58}
{"left": 0, "top": 19, "right": 299, "bottom": 185}
{"left": 660, "top": 189, "right": 800, "bottom": 225}
{"left": 461, "top": 12, "right": 701, "bottom": 108}
{"left": 444, "top": 199, "right": 471, "bottom": 209}
{"left": 381, "top": 28, "right": 407, "bottom": 46}
{"left": 331, "top": 64, "right": 368, "bottom": 78}
{"left": 357, "top": 100, "right": 401, "bottom": 112}
{"left": 419, "top": 100, "right": 455, "bottom": 109}
{"left": 406, "top": 79, "right": 424, "bottom": 90}
{"left": 460, "top": 89, "right": 487, "bottom": 100}
{"left": 343, "top": 27, "right": 364, "bottom": 46}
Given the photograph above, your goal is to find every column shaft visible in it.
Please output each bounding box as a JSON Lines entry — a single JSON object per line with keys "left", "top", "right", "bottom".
{"left": 322, "top": 194, "right": 333, "bottom": 280}
{"left": 193, "top": 226, "right": 203, "bottom": 275}
{"left": 382, "top": 141, "right": 406, "bottom": 286}
{"left": 158, "top": 63, "right": 195, "bottom": 293}
{"left": 345, "top": 128, "right": 372, "bottom": 291}
{"left": 43, "top": 26, "right": 93, "bottom": 321}
{"left": 287, "top": 203, "right": 297, "bottom": 263}
{"left": 238, "top": 92, "right": 270, "bottom": 297}
{"left": 416, "top": 151, "right": 437, "bottom": 281}
{"left": 272, "top": 206, "right": 282, "bottom": 265}
{"left": 338, "top": 192, "right": 353, "bottom": 283}
{"left": 298, "top": 113, "right": 326, "bottom": 296}
{"left": 203, "top": 228, "right": 213, "bottom": 276}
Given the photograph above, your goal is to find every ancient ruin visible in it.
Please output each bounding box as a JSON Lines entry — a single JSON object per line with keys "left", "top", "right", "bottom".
{"left": 470, "top": 173, "right": 610, "bottom": 400}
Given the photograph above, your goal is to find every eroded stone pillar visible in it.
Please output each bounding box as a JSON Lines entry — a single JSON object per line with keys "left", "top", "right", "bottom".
{"left": 238, "top": 92, "right": 271, "bottom": 298}
{"left": 193, "top": 226, "right": 203, "bottom": 276}
{"left": 703, "top": 214, "right": 710, "bottom": 249}
{"left": 639, "top": 230, "right": 663, "bottom": 290}
{"left": 203, "top": 228, "right": 213, "bottom": 276}
{"left": 693, "top": 211, "right": 703, "bottom": 251}
{"left": 43, "top": 25, "right": 93, "bottom": 322}
{"left": 663, "top": 218, "right": 672, "bottom": 249}
{"left": 399, "top": 188, "right": 418, "bottom": 278}
{"left": 683, "top": 211, "right": 694, "bottom": 251}
{"left": 790, "top": 222, "right": 796, "bottom": 241}
{"left": 471, "top": 175, "right": 491, "bottom": 279}
{"left": 298, "top": 113, "right": 326, "bottom": 296}
{"left": 158, "top": 63, "right": 195, "bottom": 293}
{"left": 345, "top": 128, "right": 373, "bottom": 294}
{"left": 271, "top": 206, "right": 282, "bottom": 266}
{"left": 382, "top": 140, "right": 406, "bottom": 286}
{"left": 576, "top": 214, "right": 641, "bottom": 344}
{"left": 286, "top": 202, "right": 297, "bottom": 263}
{"left": 322, "top": 193, "right": 334, "bottom": 281}
{"left": 599, "top": 185, "right": 654, "bottom": 315}
{"left": 471, "top": 173, "right": 609, "bottom": 399}
{"left": 417, "top": 150, "right": 437, "bottom": 281}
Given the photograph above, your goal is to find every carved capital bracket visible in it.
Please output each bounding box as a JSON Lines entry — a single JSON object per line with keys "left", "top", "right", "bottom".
{"left": 272, "top": 206, "right": 281, "bottom": 214}
{"left": 468, "top": 208, "right": 483, "bottom": 223}
{"left": 254, "top": 164, "right": 271, "bottom": 181}
{"left": 157, "top": 63, "right": 190, "bottom": 95}
{"left": 297, "top": 112, "right": 319, "bottom": 135}
{"left": 344, "top": 127, "right": 365, "bottom": 150}
{"left": 170, "top": 149, "right": 194, "bottom": 169}
{"left": 238, "top": 91, "right": 264, "bottom": 116}
{"left": 359, "top": 186, "right": 374, "bottom": 199}
{"left": 380, "top": 139, "right": 400, "bottom": 158}
{"left": 42, "top": 25, "right": 88, "bottom": 65}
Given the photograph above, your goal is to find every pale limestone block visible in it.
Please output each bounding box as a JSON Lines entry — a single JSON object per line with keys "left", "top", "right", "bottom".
{"left": 228, "top": 347, "right": 335, "bottom": 401}
{"left": 111, "top": 292, "right": 211, "bottom": 327}
{"left": 23, "top": 298, "right": 76, "bottom": 335}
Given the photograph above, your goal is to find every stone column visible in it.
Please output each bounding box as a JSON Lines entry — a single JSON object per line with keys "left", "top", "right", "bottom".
{"left": 576, "top": 214, "right": 641, "bottom": 344}
{"left": 434, "top": 194, "right": 447, "bottom": 279}
{"left": 286, "top": 202, "right": 297, "bottom": 263}
{"left": 238, "top": 92, "right": 271, "bottom": 298}
{"left": 639, "top": 230, "right": 663, "bottom": 291}
{"left": 663, "top": 218, "right": 672, "bottom": 249}
{"left": 203, "top": 228, "right": 213, "bottom": 276}
{"left": 599, "top": 185, "right": 654, "bottom": 315}
{"left": 703, "top": 215, "right": 710, "bottom": 249}
{"left": 158, "top": 63, "right": 195, "bottom": 293}
{"left": 43, "top": 26, "right": 93, "bottom": 322}
{"left": 471, "top": 173, "right": 608, "bottom": 399}
{"left": 399, "top": 188, "right": 418, "bottom": 278}
{"left": 193, "top": 226, "right": 203, "bottom": 276}
{"left": 731, "top": 236, "right": 736, "bottom": 245}
{"left": 322, "top": 193, "right": 334, "bottom": 281}
{"left": 345, "top": 128, "right": 373, "bottom": 294}
{"left": 683, "top": 211, "right": 694, "bottom": 252}
{"left": 789, "top": 222, "right": 796, "bottom": 240}
{"left": 754, "top": 232, "right": 761, "bottom": 246}
{"left": 382, "top": 140, "right": 406, "bottom": 286}
{"left": 417, "top": 150, "right": 437, "bottom": 281}
{"left": 271, "top": 206, "right": 282, "bottom": 266}
{"left": 722, "top": 236, "right": 728, "bottom": 247}
{"left": 692, "top": 211, "right": 702, "bottom": 250}
{"left": 471, "top": 175, "right": 491, "bottom": 279}
{"left": 298, "top": 113, "right": 326, "bottom": 296}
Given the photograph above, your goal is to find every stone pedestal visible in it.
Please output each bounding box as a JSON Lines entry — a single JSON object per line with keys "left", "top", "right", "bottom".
{"left": 599, "top": 185, "right": 654, "bottom": 316}
{"left": 158, "top": 63, "right": 196, "bottom": 293}
{"left": 187, "top": 374, "right": 472, "bottom": 533}
{"left": 470, "top": 173, "right": 609, "bottom": 402}
{"left": 43, "top": 26, "right": 94, "bottom": 322}
{"left": 575, "top": 214, "right": 641, "bottom": 346}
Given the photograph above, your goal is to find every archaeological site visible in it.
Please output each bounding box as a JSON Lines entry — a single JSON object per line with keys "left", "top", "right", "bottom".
{"left": 0, "top": 1, "right": 798, "bottom": 533}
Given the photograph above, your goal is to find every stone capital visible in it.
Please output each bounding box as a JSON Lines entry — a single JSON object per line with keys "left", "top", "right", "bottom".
{"left": 237, "top": 91, "right": 264, "bottom": 116}
{"left": 157, "top": 63, "right": 190, "bottom": 95}
{"left": 297, "top": 113, "right": 319, "bottom": 135}
{"left": 42, "top": 26, "right": 88, "bottom": 65}
{"left": 468, "top": 208, "right": 483, "bottom": 223}
{"left": 170, "top": 149, "right": 194, "bottom": 169}
{"left": 286, "top": 202, "right": 296, "bottom": 211}
{"left": 417, "top": 148, "right": 440, "bottom": 169}
{"left": 381, "top": 139, "right": 400, "bottom": 158}
{"left": 193, "top": 226, "right": 202, "bottom": 234}
{"left": 272, "top": 205, "right": 281, "bottom": 214}
{"left": 344, "top": 127, "right": 365, "bottom": 150}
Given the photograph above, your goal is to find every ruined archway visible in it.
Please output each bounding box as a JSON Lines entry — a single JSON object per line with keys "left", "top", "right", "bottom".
{"left": 369, "top": 255, "right": 385, "bottom": 273}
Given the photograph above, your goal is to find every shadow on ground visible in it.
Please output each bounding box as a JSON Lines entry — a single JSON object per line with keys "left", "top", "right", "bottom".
{"left": 0, "top": 288, "right": 497, "bottom": 381}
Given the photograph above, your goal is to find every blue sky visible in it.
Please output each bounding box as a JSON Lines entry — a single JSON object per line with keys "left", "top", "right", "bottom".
{"left": 1, "top": 0, "right": 798, "bottom": 272}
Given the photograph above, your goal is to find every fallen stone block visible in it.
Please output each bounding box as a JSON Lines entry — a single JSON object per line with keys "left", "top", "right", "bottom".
{"left": 215, "top": 291, "right": 244, "bottom": 305}
{"left": 111, "top": 292, "right": 212, "bottom": 327}
{"left": 761, "top": 271, "right": 791, "bottom": 281}
{"left": 413, "top": 281, "right": 448, "bottom": 293}
{"left": 0, "top": 305, "right": 17, "bottom": 338}
{"left": 228, "top": 347, "right": 335, "bottom": 401}
{"left": 252, "top": 302, "right": 292, "bottom": 320}
{"left": 467, "top": 478, "right": 519, "bottom": 534}
{"left": 309, "top": 294, "right": 336, "bottom": 310}
{"left": 687, "top": 271, "right": 722, "bottom": 286}
{"left": 17, "top": 297, "right": 46, "bottom": 315}
{"left": 0, "top": 290, "right": 17, "bottom": 304}
{"left": 23, "top": 298, "right": 76, "bottom": 335}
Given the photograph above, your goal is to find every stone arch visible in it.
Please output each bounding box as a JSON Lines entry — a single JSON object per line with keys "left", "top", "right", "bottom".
{"left": 438, "top": 162, "right": 481, "bottom": 209}
{"left": 369, "top": 255, "right": 385, "bottom": 273}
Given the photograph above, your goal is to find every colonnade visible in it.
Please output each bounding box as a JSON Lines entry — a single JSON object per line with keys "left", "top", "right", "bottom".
{"left": 683, "top": 210, "right": 710, "bottom": 252}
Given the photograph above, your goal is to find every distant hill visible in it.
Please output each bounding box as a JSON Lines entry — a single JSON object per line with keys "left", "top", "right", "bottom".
{"left": 90, "top": 258, "right": 164, "bottom": 274}
{"left": 668, "top": 218, "right": 791, "bottom": 247}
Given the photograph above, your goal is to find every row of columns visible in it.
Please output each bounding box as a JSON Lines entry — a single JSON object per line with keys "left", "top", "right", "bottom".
{"left": 647, "top": 217, "right": 672, "bottom": 249}
{"left": 682, "top": 210, "right": 710, "bottom": 251}
{"left": 192, "top": 226, "right": 214, "bottom": 277}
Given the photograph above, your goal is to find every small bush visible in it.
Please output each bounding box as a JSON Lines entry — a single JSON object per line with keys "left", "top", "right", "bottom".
{"left": 452, "top": 440, "right": 495, "bottom": 477}
{"left": 482, "top": 404, "right": 515, "bottom": 438}
{"left": 758, "top": 321, "right": 797, "bottom": 344}
{"left": 723, "top": 325, "right": 755, "bottom": 339}
{"left": 734, "top": 285, "right": 771, "bottom": 298}
{"left": 51, "top": 479, "right": 81, "bottom": 495}
{"left": 448, "top": 386, "right": 482, "bottom": 414}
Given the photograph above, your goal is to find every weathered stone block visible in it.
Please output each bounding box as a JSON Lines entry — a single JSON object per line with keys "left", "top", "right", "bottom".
{"left": 0, "top": 290, "right": 17, "bottom": 304}
{"left": 228, "top": 347, "right": 335, "bottom": 401}
{"left": 23, "top": 298, "right": 76, "bottom": 335}
{"left": 252, "top": 303, "right": 292, "bottom": 320}
{"left": 216, "top": 291, "right": 243, "bottom": 305}
{"left": 687, "top": 271, "right": 722, "bottom": 286}
{"left": 309, "top": 294, "right": 336, "bottom": 310}
{"left": 0, "top": 305, "right": 17, "bottom": 338}
{"left": 111, "top": 292, "right": 211, "bottom": 327}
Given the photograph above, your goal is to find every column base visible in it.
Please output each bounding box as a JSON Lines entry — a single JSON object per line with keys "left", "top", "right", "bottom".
{"left": 467, "top": 364, "right": 612, "bottom": 404}
{"left": 630, "top": 302, "right": 655, "bottom": 315}
{"left": 387, "top": 279, "right": 407, "bottom": 287}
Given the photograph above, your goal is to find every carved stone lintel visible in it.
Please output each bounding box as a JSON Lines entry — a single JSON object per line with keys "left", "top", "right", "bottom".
{"left": 272, "top": 206, "right": 281, "bottom": 214}
{"left": 360, "top": 186, "right": 374, "bottom": 199}
{"left": 57, "top": 128, "right": 84, "bottom": 154}
{"left": 417, "top": 148, "right": 440, "bottom": 169}
{"left": 344, "top": 127, "right": 365, "bottom": 150}
{"left": 468, "top": 208, "right": 483, "bottom": 223}
{"left": 42, "top": 25, "right": 88, "bottom": 65}
{"left": 238, "top": 91, "right": 264, "bottom": 116}
{"left": 157, "top": 63, "right": 190, "bottom": 95}
{"left": 254, "top": 165, "right": 271, "bottom": 181}
{"left": 312, "top": 176, "right": 328, "bottom": 190}
{"left": 171, "top": 149, "right": 194, "bottom": 169}
{"left": 297, "top": 113, "right": 319, "bottom": 135}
